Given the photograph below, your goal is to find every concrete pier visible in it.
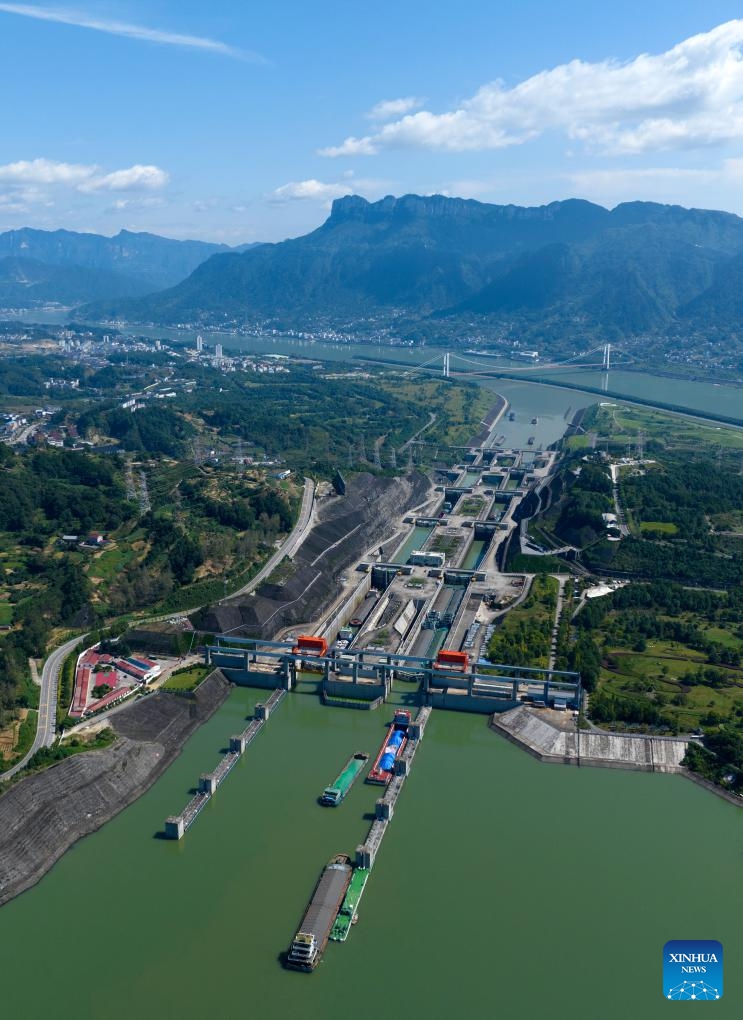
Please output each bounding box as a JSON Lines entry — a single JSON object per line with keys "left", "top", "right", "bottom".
{"left": 355, "top": 707, "right": 431, "bottom": 869}
{"left": 491, "top": 705, "right": 690, "bottom": 772}
{"left": 164, "top": 688, "right": 285, "bottom": 839}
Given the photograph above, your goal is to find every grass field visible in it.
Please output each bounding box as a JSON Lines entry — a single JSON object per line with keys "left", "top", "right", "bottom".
{"left": 487, "top": 574, "right": 558, "bottom": 669}
{"left": 88, "top": 545, "right": 137, "bottom": 583}
{"left": 589, "top": 403, "right": 743, "bottom": 453}
{"left": 162, "top": 664, "right": 211, "bottom": 691}
{"left": 639, "top": 521, "right": 679, "bottom": 535}
{"left": 0, "top": 602, "right": 13, "bottom": 626}
{"left": 598, "top": 646, "right": 743, "bottom": 734}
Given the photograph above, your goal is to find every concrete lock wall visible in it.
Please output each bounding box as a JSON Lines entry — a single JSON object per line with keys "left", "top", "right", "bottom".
{"left": 219, "top": 665, "right": 282, "bottom": 689}
{"left": 319, "top": 572, "right": 372, "bottom": 642}
{"left": 429, "top": 689, "right": 520, "bottom": 713}
{"left": 324, "top": 677, "right": 386, "bottom": 701}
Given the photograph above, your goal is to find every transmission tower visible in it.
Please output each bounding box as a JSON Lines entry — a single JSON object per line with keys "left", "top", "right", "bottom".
{"left": 373, "top": 441, "right": 382, "bottom": 470}
{"left": 390, "top": 447, "right": 397, "bottom": 470}
{"left": 138, "top": 471, "right": 151, "bottom": 514}
{"left": 124, "top": 458, "right": 137, "bottom": 502}
{"left": 346, "top": 442, "right": 354, "bottom": 468}
{"left": 636, "top": 430, "right": 644, "bottom": 461}
{"left": 358, "top": 434, "right": 367, "bottom": 462}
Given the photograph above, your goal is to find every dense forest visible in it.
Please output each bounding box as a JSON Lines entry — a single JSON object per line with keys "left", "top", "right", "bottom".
{"left": 0, "top": 444, "right": 128, "bottom": 538}
{"left": 573, "top": 581, "right": 743, "bottom": 783}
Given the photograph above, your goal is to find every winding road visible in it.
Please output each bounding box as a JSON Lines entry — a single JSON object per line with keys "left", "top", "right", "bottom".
{"left": 226, "top": 477, "right": 316, "bottom": 600}
{"left": 0, "top": 477, "right": 310, "bottom": 781}
{"left": 0, "top": 634, "right": 83, "bottom": 782}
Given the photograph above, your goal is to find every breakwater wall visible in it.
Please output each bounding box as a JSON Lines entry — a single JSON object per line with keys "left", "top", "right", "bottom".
{"left": 164, "top": 688, "right": 285, "bottom": 839}
{"left": 491, "top": 706, "right": 688, "bottom": 772}
{"left": 0, "top": 670, "right": 231, "bottom": 908}
{"left": 321, "top": 692, "right": 384, "bottom": 711}
{"left": 355, "top": 707, "right": 431, "bottom": 869}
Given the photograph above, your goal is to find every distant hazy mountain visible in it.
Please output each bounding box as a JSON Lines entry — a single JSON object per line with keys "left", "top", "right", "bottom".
{"left": 0, "top": 227, "right": 259, "bottom": 307}
{"left": 80, "top": 195, "right": 743, "bottom": 340}
{"left": 0, "top": 256, "right": 150, "bottom": 308}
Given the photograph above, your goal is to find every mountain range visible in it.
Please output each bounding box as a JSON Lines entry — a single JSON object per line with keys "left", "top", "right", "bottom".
{"left": 79, "top": 195, "right": 743, "bottom": 343}
{"left": 0, "top": 228, "right": 259, "bottom": 309}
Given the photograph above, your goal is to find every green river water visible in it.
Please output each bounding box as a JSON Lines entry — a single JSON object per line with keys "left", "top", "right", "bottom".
{"left": 1, "top": 689, "right": 741, "bottom": 1019}
{"left": 2, "top": 322, "right": 743, "bottom": 1016}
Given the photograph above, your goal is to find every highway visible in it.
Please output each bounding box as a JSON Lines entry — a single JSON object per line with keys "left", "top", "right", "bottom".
{"left": 227, "top": 476, "right": 316, "bottom": 600}
{"left": 0, "top": 633, "right": 83, "bottom": 782}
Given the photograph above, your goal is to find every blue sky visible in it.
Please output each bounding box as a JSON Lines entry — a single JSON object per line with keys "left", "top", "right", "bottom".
{"left": 2, "top": 1, "right": 743, "bottom": 242}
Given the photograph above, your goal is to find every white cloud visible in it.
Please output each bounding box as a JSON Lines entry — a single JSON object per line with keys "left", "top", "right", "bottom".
{"left": 270, "top": 175, "right": 392, "bottom": 207}
{"left": 107, "top": 196, "right": 166, "bottom": 212}
{"left": 81, "top": 164, "right": 170, "bottom": 192}
{"left": 321, "top": 20, "right": 743, "bottom": 158}
{"left": 366, "top": 97, "right": 424, "bottom": 121}
{"left": 567, "top": 159, "right": 743, "bottom": 207}
{"left": 0, "top": 3, "right": 265, "bottom": 61}
{"left": 0, "top": 157, "right": 94, "bottom": 185}
{"left": 0, "top": 158, "right": 170, "bottom": 195}
{"left": 271, "top": 179, "right": 356, "bottom": 203}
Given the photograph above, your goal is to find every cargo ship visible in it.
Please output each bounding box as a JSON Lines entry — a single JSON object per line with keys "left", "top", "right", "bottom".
{"left": 320, "top": 752, "right": 369, "bottom": 806}
{"left": 285, "top": 854, "right": 353, "bottom": 971}
{"left": 366, "top": 710, "right": 411, "bottom": 785}
{"left": 330, "top": 867, "right": 369, "bottom": 942}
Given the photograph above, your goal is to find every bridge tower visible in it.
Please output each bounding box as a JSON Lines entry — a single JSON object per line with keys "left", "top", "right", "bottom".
{"left": 443, "top": 352, "right": 450, "bottom": 378}
{"left": 602, "top": 343, "right": 612, "bottom": 370}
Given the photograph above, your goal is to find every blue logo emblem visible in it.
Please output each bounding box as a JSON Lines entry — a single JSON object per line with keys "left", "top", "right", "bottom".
{"left": 664, "top": 941, "right": 723, "bottom": 1000}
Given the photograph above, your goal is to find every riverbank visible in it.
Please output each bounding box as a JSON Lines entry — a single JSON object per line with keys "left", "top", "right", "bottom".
{"left": 490, "top": 705, "right": 688, "bottom": 772}
{"left": 0, "top": 669, "right": 230, "bottom": 907}
{"left": 490, "top": 704, "right": 743, "bottom": 809}
{"left": 466, "top": 393, "right": 507, "bottom": 448}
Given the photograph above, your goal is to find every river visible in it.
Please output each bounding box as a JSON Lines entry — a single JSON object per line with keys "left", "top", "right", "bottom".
{"left": 7, "top": 307, "right": 743, "bottom": 425}
{"left": 2, "top": 320, "right": 742, "bottom": 1016}
{"left": 0, "top": 688, "right": 740, "bottom": 1019}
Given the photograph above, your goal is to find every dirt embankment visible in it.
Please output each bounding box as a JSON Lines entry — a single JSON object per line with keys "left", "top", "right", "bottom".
{"left": 467, "top": 394, "right": 507, "bottom": 448}
{"left": 197, "top": 471, "right": 431, "bottom": 639}
{"left": 0, "top": 670, "right": 230, "bottom": 908}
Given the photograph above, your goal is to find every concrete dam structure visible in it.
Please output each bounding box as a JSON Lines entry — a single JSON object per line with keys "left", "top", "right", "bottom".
{"left": 492, "top": 706, "right": 689, "bottom": 772}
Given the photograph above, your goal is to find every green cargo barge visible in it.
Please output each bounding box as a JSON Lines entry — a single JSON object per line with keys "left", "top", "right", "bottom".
{"left": 320, "top": 752, "right": 369, "bottom": 806}
{"left": 330, "top": 867, "right": 369, "bottom": 942}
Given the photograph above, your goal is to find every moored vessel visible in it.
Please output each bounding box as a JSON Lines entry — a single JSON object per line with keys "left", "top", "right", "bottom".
{"left": 366, "top": 710, "right": 411, "bottom": 785}
{"left": 285, "top": 854, "right": 353, "bottom": 971}
{"left": 330, "top": 867, "right": 369, "bottom": 942}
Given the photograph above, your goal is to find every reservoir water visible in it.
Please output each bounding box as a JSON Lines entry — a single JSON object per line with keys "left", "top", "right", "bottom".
{"left": 1, "top": 688, "right": 741, "bottom": 1020}
{"left": 8, "top": 307, "right": 742, "bottom": 425}
{"left": 3, "top": 320, "right": 743, "bottom": 1015}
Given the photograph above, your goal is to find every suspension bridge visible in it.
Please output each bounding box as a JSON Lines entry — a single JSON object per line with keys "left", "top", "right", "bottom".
{"left": 398, "top": 343, "right": 631, "bottom": 379}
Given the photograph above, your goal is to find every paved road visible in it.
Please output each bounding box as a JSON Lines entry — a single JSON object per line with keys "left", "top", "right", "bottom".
{"left": 226, "top": 477, "right": 316, "bottom": 601}
{"left": 548, "top": 575, "right": 568, "bottom": 671}
{"left": 0, "top": 633, "right": 83, "bottom": 781}
{"left": 9, "top": 422, "right": 39, "bottom": 446}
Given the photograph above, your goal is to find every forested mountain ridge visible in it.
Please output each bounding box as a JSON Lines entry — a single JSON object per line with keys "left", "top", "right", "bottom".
{"left": 0, "top": 228, "right": 260, "bottom": 306}
{"left": 80, "top": 195, "right": 743, "bottom": 346}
